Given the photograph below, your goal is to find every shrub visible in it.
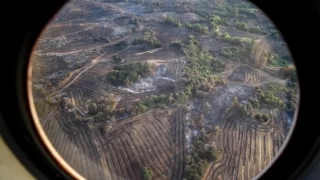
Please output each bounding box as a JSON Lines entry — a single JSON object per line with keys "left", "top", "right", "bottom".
{"left": 165, "top": 16, "right": 182, "bottom": 27}
{"left": 270, "top": 30, "right": 280, "bottom": 38}
{"left": 236, "top": 22, "right": 249, "bottom": 31}
{"left": 184, "top": 22, "right": 192, "bottom": 29}
{"left": 169, "top": 41, "right": 183, "bottom": 48}
{"left": 220, "top": 18, "right": 229, "bottom": 25}
{"left": 112, "top": 55, "right": 123, "bottom": 64}
{"left": 249, "top": 26, "right": 261, "bottom": 33}
{"left": 256, "top": 85, "right": 287, "bottom": 108}
{"left": 220, "top": 32, "right": 230, "bottom": 39}
{"left": 114, "top": 41, "right": 128, "bottom": 49}
{"left": 88, "top": 103, "right": 98, "bottom": 115}
{"left": 199, "top": 18, "right": 208, "bottom": 23}
{"left": 213, "top": 30, "right": 220, "bottom": 37}
{"left": 201, "top": 26, "right": 209, "bottom": 34}
{"left": 108, "top": 62, "right": 150, "bottom": 86}
{"left": 211, "top": 15, "right": 221, "bottom": 24}
{"left": 193, "top": 24, "right": 202, "bottom": 32}
{"left": 141, "top": 167, "right": 153, "bottom": 180}
{"left": 209, "top": 22, "right": 217, "bottom": 30}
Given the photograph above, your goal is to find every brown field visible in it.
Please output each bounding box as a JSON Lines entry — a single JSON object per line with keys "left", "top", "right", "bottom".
{"left": 41, "top": 108, "right": 186, "bottom": 180}
{"left": 203, "top": 108, "right": 289, "bottom": 180}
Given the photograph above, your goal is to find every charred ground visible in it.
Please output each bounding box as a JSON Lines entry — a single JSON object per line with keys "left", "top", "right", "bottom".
{"left": 32, "top": 0, "right": 298, "bottom": 179}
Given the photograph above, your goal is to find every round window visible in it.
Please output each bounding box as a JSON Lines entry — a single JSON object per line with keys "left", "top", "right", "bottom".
{"left": 29, "top": 0, "right": 299, "bottom": 179}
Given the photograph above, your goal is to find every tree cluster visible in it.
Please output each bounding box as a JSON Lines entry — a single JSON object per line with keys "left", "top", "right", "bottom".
{"left": 165, "top": 16, "right": 182, "bottom": 27}
{"left": 132, "top": 29, "right": 161, "bottom": 48}
{"left": 141, "top": 167, "right": 153, "bottom": 180}
{"left": 112, "top": 55, "right": 123, "bottom": 64}
{"left": 33, "top": 86, "right": 57, "bottom": 118}
{"left": 184, "top": 133, "right": 223, "bottom": 180}
{"left": 192, "top": 24, "right": 209, "bottom": 34}
{"left": 108, "top": 62, "right": 151, "bottom": 87}
{"left": 129, "top": 17, "right": 142, "bottom": 25}
{"left": 129, "top": 93, "right": 175, "bottom": 116}
{"left": 255, "top": 112, "right": 270, "bottom": 123}
{"left": 182, "top": 36, "right": 225, "bottom": 96}
{"left": 255, "top": 85, "right": 287, "bottom": 108}
{"left": 114, "top": 41, "right": 128, "bottom": 49}
{"left": 220, "top": 47, "right": 249, "bottom": 63}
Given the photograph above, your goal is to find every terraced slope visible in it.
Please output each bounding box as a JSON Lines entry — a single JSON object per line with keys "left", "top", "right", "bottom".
{"left": 203, "top": 109, "right": 289, "bottom": 180}
{"left": 41, "top": 108, "right": 186, "bottom": 180}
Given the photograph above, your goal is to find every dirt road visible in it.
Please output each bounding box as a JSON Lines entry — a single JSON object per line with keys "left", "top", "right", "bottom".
{"left": 36, "top": 33, "right": 132, "bottom": 55}
{"left": 58, "top": 46, "right": 133, "bottom": 92}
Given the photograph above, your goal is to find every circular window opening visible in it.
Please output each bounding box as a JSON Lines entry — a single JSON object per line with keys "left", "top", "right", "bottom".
{"left": 28, "top": 0, "right": 299, "bottom": 179}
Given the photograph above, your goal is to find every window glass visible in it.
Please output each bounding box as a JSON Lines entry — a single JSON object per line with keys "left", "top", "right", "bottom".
{"left": 30, "top": 0, "right": 298, "bottom": 179}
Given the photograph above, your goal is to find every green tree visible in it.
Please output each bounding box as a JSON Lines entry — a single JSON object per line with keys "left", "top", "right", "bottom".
{"left": 249, "top": 26, "right": 261, "bottom": 33}
{"left": 202, "top": 26, "right": 209, "bottom": 34}
{"left": 112, "top": 55, "right": 123, "bottom": 64}
{"left": 213, "top": 29, "right": 220, "bottom": 37}
{"left": 197, "top": 114, "right": 205, "bottom": 128}
{"left": 88, "top": 103, "right": 97, "bottom": 115}
{"left": 209, "top": 22, "right": 217, "bottom": 30}
{"left": 236, "top": 22, "right": 249, "bottom": 31}
{"left": 220, "top": 32, "right": 230, "bottom": 39}
{"left": 220, "top": 18, "right": 228, "bottom": 25}
{"left": 141, "top": 167, "right": 153, "bottom": 180}
{"left": 184, "top": 22, "right": 192, "bottom": 29}
{"left": 193, "top": 23, "right": 202, "bottom": 32}
{"left": 211, "top": 15, "right": 221, "bottom": 24}
{"left": 232, "top": 96, "right": 239, "bottom": 107}
{"left": 234, "top": 7, "right": 239, "bottom": 18}
{"left": 204, "top": 101, "right": 211, "bottom": 111}
{"left": 168, "top": 93, "right": 174, "bottom": 104}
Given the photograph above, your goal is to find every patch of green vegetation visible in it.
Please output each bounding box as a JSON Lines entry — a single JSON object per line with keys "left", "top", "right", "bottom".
{"left": 254, "top": 112, "right": 270, "bottom": 123}
{"left": 34, "top": 97, "right": 54, "bottom": 118}
{"left": 235, "top": 22, "right": 266, "bottom": 35}
{"left": 108, "top": 62, "right": 150, "bottom": 86}
{"left": 129, "top": 93, "right": 175, "bottom": 116}
{"left": 239, "top": 8, "right": 258, "bottom": 18}
{"left": 33, "top": 86, "right": 56, "bottom": 118}
{"left": 169, "top": 41, "right": 183, "bottom": 48}
{"left": 114, "top": 41, "right": 128, "bottom": 49}
{"left": 217, "top": 31, "right": 253, "bottom": 46}
{"left": 185, "top": 132, "right": 223, "bottom": 180}
{"left": 86, "top": 96, "right": 131, "bottom": 128}
{"left": 209, "top": 22, "right": 218, "bottom": 31}
{"left": 112, "top": 55, "right": 123, "bottom": 64}
{"left": 235, "top": 22, "right": 249, "bottom": 31}
{"left": 132, "top": 29, "right": 161, "bottom": 48}
{"left": 165, "top": 15, "right": 182, "bottom": 27}
{"left": 141, "top": 167, "right": 153, "bottom": 180}
{"left": 220, "top": 47, "right": 249, "bottom": 63}
{"left": 210, "top": 15, "right": 221, "bottom": 24}
{"left": 182, "top": 36, "right": 225, "bottom": 95}
{"left": 267, "top": 53, "right": 292, "bottom": 67}
{"left": 192, "top": 23, "right": 208, "bottom": 34}
{"left": 256, "top": 85, "right": 289, "bottom": 108}
{"left": 269, "top": 29, "right": 281, "bottom": 39}
{"left": 249, "top": 26, "right": 262, "bottom": 34}
{"left": 128, "top": 17, "right": 142, "bottom": 25}
{"left": 184, "top": 22, "right": 193, "bottom": 29}
{"left": 283, "top": 65, "right": 298, "bottom": 84}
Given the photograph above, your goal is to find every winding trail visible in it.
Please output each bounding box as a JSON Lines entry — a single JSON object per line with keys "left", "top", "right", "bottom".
{"left": 58, "top": 46, "right": 133, "bottom": 92}
{"left": 36, "top": 33, "right": 133, "bottom": 55}
{"left": 38, "top": 25, "right": 97, "bottom": 41}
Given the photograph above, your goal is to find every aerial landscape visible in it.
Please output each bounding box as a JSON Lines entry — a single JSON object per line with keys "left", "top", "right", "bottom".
{"left": 31, "top": 0, "right": 298, "bottom": 179}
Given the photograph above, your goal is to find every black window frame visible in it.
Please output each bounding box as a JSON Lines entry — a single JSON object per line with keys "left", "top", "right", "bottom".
{"left": 1, "top": 0, "right": 320, "bottom": 179}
